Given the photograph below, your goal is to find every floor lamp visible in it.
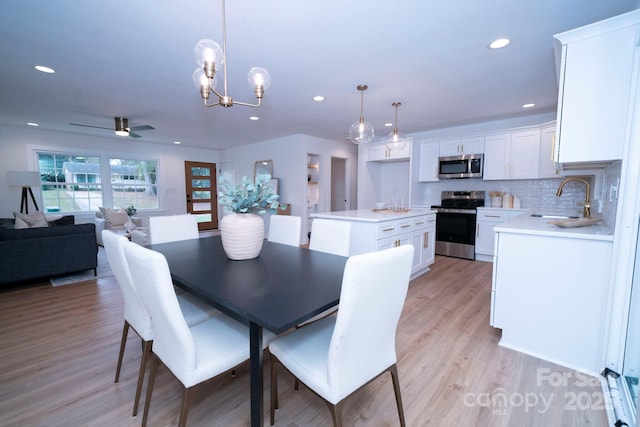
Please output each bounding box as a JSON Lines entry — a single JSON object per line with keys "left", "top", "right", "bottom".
{"left": 7, "top": 171, "right": 41, "bottom": 214}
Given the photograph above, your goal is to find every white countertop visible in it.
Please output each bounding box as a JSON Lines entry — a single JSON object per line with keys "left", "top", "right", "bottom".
{"left": 311, "top": 208, "right": 436, "bottom": 223}
{"left": 495, "top": 211, "right": 613, "bottom": 241}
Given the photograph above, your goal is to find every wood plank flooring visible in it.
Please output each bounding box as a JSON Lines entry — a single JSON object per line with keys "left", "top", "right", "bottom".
{"left": 0, "top": 255, "right": 609, "bottom": 426}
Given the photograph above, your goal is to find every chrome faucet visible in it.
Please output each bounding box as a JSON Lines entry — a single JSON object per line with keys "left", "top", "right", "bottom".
{"left": 556, "top": 177, "right": 591, "bottom": 218}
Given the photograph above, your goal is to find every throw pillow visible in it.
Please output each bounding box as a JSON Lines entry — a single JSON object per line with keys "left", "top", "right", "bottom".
{"left": 98, "top": 206, "right": 109, "bottom": 219}
{"left": 106, "top": 209, "right": 128, "bottom": 227}
{"left": 14, "top": 211, "right": 49, "bottom": 229}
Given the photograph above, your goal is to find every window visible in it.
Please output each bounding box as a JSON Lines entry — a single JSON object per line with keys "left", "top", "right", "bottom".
{"left": 109, "top": 158, "right": 158, "bottom": 210}
{"left": 38, "top": 152, "right": 103, "bottom": 213}
{"left": 36, "top": 151, "right": 159, "bottom": 213}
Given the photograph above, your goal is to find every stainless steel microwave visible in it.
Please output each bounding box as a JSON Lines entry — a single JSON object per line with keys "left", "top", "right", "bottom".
{"left": 438, "top": 154, "right": 483, "bottom": 179}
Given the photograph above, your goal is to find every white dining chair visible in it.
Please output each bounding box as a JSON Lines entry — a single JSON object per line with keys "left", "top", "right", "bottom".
{"left": 102, "top": 230, "right": 219, "bottom": 417}
{"left": 308, "top": 218, "right": 351, "bottom": 256}
{"left": 123, "top": 241, "right": 275, "bottom": 427}
{"left": 148, "top": 214, "right": 199, "bottom": 244}
{"left": 268, "top": 215, "right": 302, "bottom": 247}
{"left": 269, "top": 245, "right": 414, "bottom": 427}
{"left": 298, "top": 218, "right": 352, "bottom": 328}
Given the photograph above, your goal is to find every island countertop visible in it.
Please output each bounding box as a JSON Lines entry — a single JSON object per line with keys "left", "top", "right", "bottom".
{"left": 494, "top": 210, "right": 613, "bottom": 241}
{"left": 311, "top": 208, "right": 436, "bottom": 223}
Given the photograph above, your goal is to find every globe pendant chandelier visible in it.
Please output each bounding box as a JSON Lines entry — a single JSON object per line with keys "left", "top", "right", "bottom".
{"left": 192, "top": 0, "right": 271, "bottom": 108}
{"left": 385, "top": 102, "right": 409, "bottom": 150}
{"left": 348, "top": 84, "right": 374, "bottom": 144}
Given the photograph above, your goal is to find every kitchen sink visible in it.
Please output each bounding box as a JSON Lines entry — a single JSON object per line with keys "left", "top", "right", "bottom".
{"left": 530, "top": 213, "right": 580, "bottom": 219}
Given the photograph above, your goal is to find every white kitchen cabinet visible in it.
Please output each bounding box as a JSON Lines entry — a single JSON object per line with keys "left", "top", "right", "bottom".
{"left": 418, "top": 142, "right": 439, "bottom": 182}
{"left": 483, "top": 130, "right": 540, "bottom": 180}
{"left": 538, "top": 123, "right": 562, "bottom": 178}
{"left": 367, "top": 140, "right": 412, "bottom": 162}
{"left": 491, "top": 230, "right": 612, "bottom": 375}
{"left": 554, "top": 11, "right": 640, "bottom": 163}
{"left": 475, "top": 208, "right": 526, "bottom": 262}
{"left": 312, "top": 210, "right": 436, "bottom": 279}
{"left": 438, "top": 136, "right": 484, "bottom": 157}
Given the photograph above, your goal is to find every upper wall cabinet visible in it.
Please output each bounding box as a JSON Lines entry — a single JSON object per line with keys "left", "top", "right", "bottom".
{"left": 438, "top": 137, "right": 484, "bottom": 157}
{"left": 554, "top": 11, "right": 640, "bottom": 163}
{"left": 483, "top": 129, "right": 540, "bottom": 180}
{"left": 539, "top": 124, "right": 562, "bottom": 178}
{"left": 367, "top": 140, "right": 412, "bottom": 162}
{"left": 418, "top": 142, "right": 439, "bottom": 182}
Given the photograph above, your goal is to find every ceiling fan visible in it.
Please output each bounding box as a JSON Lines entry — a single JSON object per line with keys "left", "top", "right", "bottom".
{"left": 69, "top": 117, "right": 155, "bottom": 138}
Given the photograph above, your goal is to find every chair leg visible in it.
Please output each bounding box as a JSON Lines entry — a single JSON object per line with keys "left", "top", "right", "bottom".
{"left": 328, "top": 401, "right": 345, "bottom": 427}
{"left": 142, "top": 356, "right": 160, "bottom": 427}
{"left": 178, "top": 387, "right": 193, "bottom": 427}
{"left": 270, "top": 354, "right": 279, "bottom": 425}
{"left": 132, "top": 339, "right": 153, "bottom": 417}
{"left": 115, "top": 321, "right": 130, "bottom": 383}
{"left": 389, "top": 364, "right": 406, "bottom": 427}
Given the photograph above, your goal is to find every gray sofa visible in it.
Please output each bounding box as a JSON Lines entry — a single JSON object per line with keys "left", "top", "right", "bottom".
{"left": 0, "top": 216, "right": 98, "bottom": 288}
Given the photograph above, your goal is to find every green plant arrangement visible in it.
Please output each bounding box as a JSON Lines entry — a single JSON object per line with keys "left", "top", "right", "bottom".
{"left": 125, "top": 205, "right": 137, "bottom": 217}
{"left": 218, "top": 173, "right": 287, "bottom": 214}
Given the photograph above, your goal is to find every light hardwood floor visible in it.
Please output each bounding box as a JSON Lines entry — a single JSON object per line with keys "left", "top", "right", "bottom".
{"left": 0, "top": 255, "right": 609, "bottom": 426}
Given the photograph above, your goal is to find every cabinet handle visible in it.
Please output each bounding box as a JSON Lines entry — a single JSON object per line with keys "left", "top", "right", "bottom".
{"left": 395, "top": 239, "right": 400, "bottom": 247}
{"left": 461, "top": 144, "right": 464, "bottom": 153}
{"left": 400, "top": 224, "right": 411, "bottom": 229}
{"left": 477, "top": 228, "right": 479, "bottom": 237}
{"left": 423, "top": 231, "right": 428, "bottom": 248}
{"left": 382, "top": 226, "right": 395, "bottom": 232}
{"left": 484, "top": 215, "right": 501, "bottom": 218}
{"left": 428, "top": 219, "right": 436, "bottom": 223}
{"left": 415, "top": 220, "right": 425, "bottom": 225}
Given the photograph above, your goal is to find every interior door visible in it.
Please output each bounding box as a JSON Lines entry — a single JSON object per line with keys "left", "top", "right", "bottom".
{"left": 184, "top": 161, "right": 217, "bottom": 230}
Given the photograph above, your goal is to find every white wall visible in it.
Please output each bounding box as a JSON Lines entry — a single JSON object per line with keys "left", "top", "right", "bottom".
{"left": 0, "top": 125, "right": 219, "bottom": 222}
{"left": 220, "top": 133, "right": 358, "bottom": 241}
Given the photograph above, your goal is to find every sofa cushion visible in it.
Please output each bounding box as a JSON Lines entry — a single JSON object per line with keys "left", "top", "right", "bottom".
{"left": 14, "top": 211, "right": 49, "bottom": 229}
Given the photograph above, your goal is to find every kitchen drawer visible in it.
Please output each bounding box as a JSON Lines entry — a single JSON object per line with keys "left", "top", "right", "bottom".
{"left": 411, "top": 214, "right": 435, "bottom": 230}
{"left": 477, "top": 210, "right": 510, "bottom": 223}
{"left": 376, "top": 219, "right": 412, "bottom": 239}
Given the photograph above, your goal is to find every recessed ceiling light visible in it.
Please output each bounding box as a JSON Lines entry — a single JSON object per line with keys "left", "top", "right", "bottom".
{"left": 34, "top": 65, "right": 55, "bottom": 73}
{"left": 384, "top": 123, "right": 393, "bottom": 127}
{"left": 173, "top": 141, "right": 181, "bottom": 145}
{"left": 27, "top": 122, "right": 39, "bottom": 127}
{"left": 522, "top": 103, "right": 535, "bottom": 108}
{"left": 489, "top": 38, "right": 510, "bottom": 49}
{"left": 312, "top": 95, "right": 325, "bottom": 102}
{"left": 249, "top": 116, "right": 260, "bottom": 121}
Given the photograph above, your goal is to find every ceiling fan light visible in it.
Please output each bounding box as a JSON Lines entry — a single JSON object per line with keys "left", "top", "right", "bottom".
{"left": 114, "top": 117, "right": 129, "bottom": 136}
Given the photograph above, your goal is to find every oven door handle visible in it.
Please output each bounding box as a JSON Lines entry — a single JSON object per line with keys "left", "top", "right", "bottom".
{"left": 435, "top": 208, "right": 477, "bottom": 215}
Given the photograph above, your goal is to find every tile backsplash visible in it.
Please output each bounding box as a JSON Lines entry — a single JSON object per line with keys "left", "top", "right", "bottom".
{"left": 416, "top": 162, "right": 621, "bottom": 228}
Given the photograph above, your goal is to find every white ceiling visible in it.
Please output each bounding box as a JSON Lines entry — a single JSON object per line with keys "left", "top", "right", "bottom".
{"left": 0, "top": 0, "right": 637, "bottom": 150}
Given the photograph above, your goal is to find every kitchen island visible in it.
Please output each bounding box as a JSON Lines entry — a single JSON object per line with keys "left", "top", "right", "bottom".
{"left": 311, "top": 208, "right": 436, "bottom": 278}
{"left": 491, "top": 211, "right": 613, "bottom": 375}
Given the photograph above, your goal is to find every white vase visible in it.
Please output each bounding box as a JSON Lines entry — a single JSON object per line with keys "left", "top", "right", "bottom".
{"left": 220, "top": 213, "right": 265, "bottom": 260}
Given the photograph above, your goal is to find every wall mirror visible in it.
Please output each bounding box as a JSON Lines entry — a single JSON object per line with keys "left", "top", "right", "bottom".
{"left": 254, "top": 159, "right": 273, "bottom": 180}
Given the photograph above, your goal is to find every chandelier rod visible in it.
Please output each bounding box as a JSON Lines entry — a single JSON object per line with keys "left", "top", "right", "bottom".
{"left": 221, "top": 0, "right": 228, "bottom": 96}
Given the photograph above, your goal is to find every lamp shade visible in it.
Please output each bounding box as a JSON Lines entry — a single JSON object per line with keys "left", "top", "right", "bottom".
{"left": 7, "top": 171, "right": 40, "bottom": 187}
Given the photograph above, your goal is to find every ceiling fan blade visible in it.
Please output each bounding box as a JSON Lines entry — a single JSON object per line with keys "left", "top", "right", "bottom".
{"left": 128, "top": 125, "right": 154, "bottom": 131}
{"left": 128, "top": 132, "right": 142, "bottom": 139}
{"left": 69, "top": 123, "right": 112, "bottom": 130}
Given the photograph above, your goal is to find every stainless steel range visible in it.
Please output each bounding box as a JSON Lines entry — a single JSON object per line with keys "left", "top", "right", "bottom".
{"left": 431, "top": 191, "right": 485, "bottom": 260}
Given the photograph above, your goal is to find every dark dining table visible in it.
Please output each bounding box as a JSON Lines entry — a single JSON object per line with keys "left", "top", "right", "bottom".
{"left": 148, "top": 235, "right": 348, "bottom": 427}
